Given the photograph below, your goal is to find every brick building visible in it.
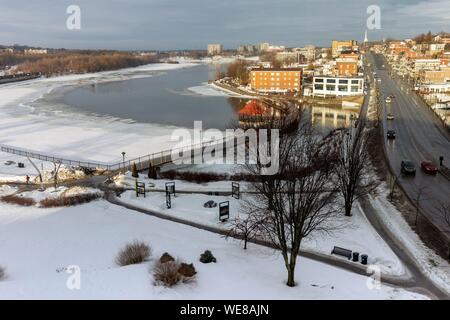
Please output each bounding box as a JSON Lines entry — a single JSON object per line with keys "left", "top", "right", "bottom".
{"left": 250, "top": 68, "right": 302, "bottom": 93}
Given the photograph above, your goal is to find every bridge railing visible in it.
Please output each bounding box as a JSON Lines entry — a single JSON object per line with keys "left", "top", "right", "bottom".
{"left": 0, "top": 136, "right": 233, "bottom": 172}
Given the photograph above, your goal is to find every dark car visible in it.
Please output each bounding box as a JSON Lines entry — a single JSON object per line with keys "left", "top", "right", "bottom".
{"left": 203, "top": 200, "right": 217, "bottom": 208}
{"left": 387, "top": 130, "right": 396, "bottom": 139}
{"left": 421, "top": 161, "right": 438, "bottom": 175}
{"left": 401, "top": 160, "right": 416, "bottom": 175}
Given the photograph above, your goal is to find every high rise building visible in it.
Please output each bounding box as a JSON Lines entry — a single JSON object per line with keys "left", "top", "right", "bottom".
{"left": 207, "top": 44, "right": 223, "bottom": 56}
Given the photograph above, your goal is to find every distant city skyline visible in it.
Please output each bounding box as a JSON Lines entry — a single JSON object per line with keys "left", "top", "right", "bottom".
{"left": 0, "top": 0, "right": 449, "bottom": 50}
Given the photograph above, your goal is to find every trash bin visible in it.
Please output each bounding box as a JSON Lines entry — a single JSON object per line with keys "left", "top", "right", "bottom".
{"left": 361, "top": 254, "right": 368, "bottom": 265}
{"left": 352, "top": 252, "right": 359, "bottom": 262}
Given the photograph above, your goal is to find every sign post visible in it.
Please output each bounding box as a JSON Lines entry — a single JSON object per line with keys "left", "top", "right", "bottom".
{"left": 136, "top": 180, "right": 146, "bottom": 198}
{"left": 165, "top": 181, "right": 176, "bottom": 197}
{"left": 166, "top": 190, "right": 171, "bottom": 209}
{"left": 231, "top": 182, "right": 240, "bottom": 199}
{"left": 219, "top": 201, "right": 230, "bottom": 222}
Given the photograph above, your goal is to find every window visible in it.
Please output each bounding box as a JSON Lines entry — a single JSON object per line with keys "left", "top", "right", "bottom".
{"left": 338, "top": 85, "right": 348, "bottom": 92}
{"left": 326, "top": 85, "right": 335, "bottom": 91}
{"left": 314, "top": 84, "right": 324, "bottom": 90}
{"left": 339, "top": 79, "right": 348, "bottom": 84}
{"left": 326, "top": 79, "right": 336, "bottom": 84}
{"left": 351, "top": 86, "right": 359, "bottom": 92}
{"left": 315, "top": 78, "right": 324, "bottom": 83}
{"left": 351, "top": 79, "right": 359, "bottom": 84}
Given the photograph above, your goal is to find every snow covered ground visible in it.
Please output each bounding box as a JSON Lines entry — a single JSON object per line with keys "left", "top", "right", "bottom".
{"left": 370, "top": 185, "right": 450, "bottom": 295}
{"left": 0, "top": 195, "right": 425, "bottom": 299}
{"left": 114, "top": 173, "right": 404, "bottom": 277}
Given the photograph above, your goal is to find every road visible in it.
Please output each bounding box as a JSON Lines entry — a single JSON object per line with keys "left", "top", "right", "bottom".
{"left": 368, "top": 53, "right": 450, "bottom": 236}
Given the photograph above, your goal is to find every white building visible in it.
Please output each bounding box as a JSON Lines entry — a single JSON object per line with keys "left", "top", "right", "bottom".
{"left": 207, "top": 44, "right": 223, "bottom": 56}
{"left": 24, "top": 48, "right": 48, "bottom": 55}
{"left": 312, "top": 76, "right": 364, "bottom": 97}
{"left": 258, "top": 42, "right": 270, "bottom": 52}
{"left": 293, "top": 45, "right": 316, "bottom": 61}
{"left": 413, "top": 59, "right": 441, "bottom": 72}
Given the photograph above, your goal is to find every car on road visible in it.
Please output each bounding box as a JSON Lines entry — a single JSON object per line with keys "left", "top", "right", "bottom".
{"left": 387, "top": 130, "right": 396, "bottom": 139}
{"left": 421, "top": 161, "right": 438, "bottom": 175}
{"left": 385, "top": 97, "right": 392, "bottom": 103}
{"left": 401, "top": 160, "right": 416, "bottom": 175}
{"left": 387, "top": 113, "right": 394, "bottom": 120}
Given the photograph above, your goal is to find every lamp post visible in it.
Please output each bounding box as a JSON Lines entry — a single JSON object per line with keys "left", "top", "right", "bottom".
{"left": 122, "top": 152, "right": 126, "bottom": 173}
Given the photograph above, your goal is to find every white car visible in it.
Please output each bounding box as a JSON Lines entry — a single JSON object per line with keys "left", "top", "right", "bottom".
{"left": 385, "top": 97, "right": 391, "bottom": 103}
{"left": 387, "top": 113, "right": 394, "bottom": 120}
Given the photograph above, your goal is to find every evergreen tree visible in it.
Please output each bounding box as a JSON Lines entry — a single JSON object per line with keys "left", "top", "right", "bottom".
{"left": 131, "top": 162, "right": 139, "bottom": 178}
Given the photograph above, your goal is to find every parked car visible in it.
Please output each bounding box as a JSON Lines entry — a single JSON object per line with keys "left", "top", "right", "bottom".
{"left": 421, "top": 161, "right": 438, "bottom": 175}
{"left": 401, "top": 160, "right": 416, "bottom": 175}
{"left": 387, "top": 113, "right": 394, "bottom": 120}
{"left": 203, "top": 200, "right": 217, "bottom": 208}
{"left": 387, "top": 130, "right": 396, "bottom": 139}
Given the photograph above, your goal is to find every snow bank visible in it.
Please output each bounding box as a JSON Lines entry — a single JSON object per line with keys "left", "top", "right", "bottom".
{"left": 369, "top": 187, "right": 450, "bottom": 294}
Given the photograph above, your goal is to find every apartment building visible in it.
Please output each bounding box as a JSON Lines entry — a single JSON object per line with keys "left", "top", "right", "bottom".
{"left": 258, "top": 42, "right": 270, "bottom": 52}
{"left": 250, "top": 68, "right": 302, "bottom": 93}
{"left": 312, "top": 76, "right": 364, "bottom": 97}
{"left": 207, "top": 44, "right": 223, "bottom": 56}
{"left": 335, "top": 58, "right": 359, "bottom": 76}
{"left": 420, "top": 67, "right": 450, "bottom": 84}
{"left": 293, "top": 45, "right": 316, "bottom": 61}
{"left": 332, "top": 40, "right": 358, "bottom": 57}
{"left": 413, "top": 59, "right": 441, "bottom": 72}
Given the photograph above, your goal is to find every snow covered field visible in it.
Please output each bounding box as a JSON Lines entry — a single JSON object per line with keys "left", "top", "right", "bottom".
{"left": 0, "top": 195, "right": 425, "bottom": 299}
{"left": 114, "top": 173, "right": 404, "bottom": 277}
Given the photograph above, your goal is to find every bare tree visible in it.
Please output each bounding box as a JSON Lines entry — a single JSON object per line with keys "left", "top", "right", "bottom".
{"left": 243, "top": 121, "right": 340, "bottom": 287}
{"left": 335, "top": 121, "right": 378, "bottom": 216}
{"left": 414, "top": 186, "right": 430, "bottom": 226}
{"left": 52, "top": 161, "right": 62, "bottom": 189}
{"left": 436, "top": 201, "right": 450, "bottom": 229}
{"left": 27, "top": 156, "right": 42, "bottom": 184}
{"left": 225, "top": 213, "right": 262, "bottom": 250}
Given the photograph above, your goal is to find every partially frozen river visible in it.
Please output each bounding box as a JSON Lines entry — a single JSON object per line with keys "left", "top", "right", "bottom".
{"left": 52, "top": 64, "right": 248, "bottom": 130}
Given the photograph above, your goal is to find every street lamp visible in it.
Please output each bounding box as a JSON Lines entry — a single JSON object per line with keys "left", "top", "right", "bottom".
{"left": 122, "top": 152, "right": 126, "bottom": 172}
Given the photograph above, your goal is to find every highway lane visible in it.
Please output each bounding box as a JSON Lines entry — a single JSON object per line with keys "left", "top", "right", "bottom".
{"left": 368, "top": 53, "right": 450, "bottom": 236}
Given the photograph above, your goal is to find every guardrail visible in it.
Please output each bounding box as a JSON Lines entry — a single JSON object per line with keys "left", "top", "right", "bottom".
{"left": 0, "top": 136, "right": 232, "bottom": 172}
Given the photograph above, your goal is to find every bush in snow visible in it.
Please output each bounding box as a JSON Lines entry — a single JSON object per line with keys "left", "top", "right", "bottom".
{"left": 131, "top": 163, "right": 139, "bottom": 178}
{"left": 159, "top": 252, "right": 175, "bottom": 264}
{"left": 1, "top": 194, "right": 36, "bottom": 207}
{"left": 153, "top": 259, "right": 196, "bottom": 287}
{"left": 0, "top": 266, "right": 6, "bottom": 280}
{"left": 153, "top": 260, "right": 181, "bottom": 287}
{"left": 40, "top": 193, "right": 102, "bottom": 208}
{"left": 116, "top": 240, "right": 152, "bottom": 266}
{"left": 199, "top": 250, "right": 216, "bottom": 263}
{"left": 178, "top": 263, "right": 197, "bottom": 278}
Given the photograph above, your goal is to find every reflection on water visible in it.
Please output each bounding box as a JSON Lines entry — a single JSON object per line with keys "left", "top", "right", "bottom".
{"left": 311, "top": 105, "right": 359, "bottom": 131}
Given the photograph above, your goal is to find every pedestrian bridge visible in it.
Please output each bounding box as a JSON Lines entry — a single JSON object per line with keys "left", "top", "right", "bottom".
{"left": 0, "top": 137, "right": 231, "bottom": 173}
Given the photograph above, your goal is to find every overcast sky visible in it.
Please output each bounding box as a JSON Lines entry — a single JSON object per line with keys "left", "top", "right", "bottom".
{"left": 0, "top": 0, "right": 449, "bottom": 50}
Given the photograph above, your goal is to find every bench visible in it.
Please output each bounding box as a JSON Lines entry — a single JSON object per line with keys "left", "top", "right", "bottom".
{"left": 331, "top": 246, "right": 352, "bottom": 260}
